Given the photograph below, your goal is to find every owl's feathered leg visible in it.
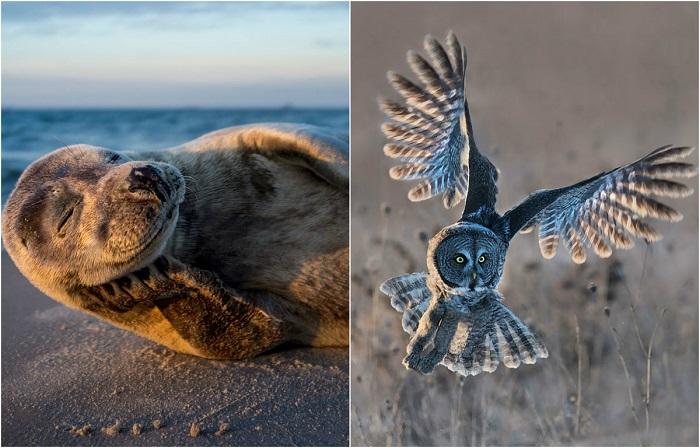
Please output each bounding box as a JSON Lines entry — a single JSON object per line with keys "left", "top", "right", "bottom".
{"left": 403, "top": 297, "right": 446, "bottom": 371}
{"left": 416, "top": 308, "right": 458, "bottom": 374}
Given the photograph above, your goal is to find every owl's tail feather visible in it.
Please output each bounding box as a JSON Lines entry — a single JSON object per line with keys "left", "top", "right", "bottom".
{"left": 381, "top": 277, "right": 549, "bottom": 378}
{"left": 441, "top": 291, "right": 548, "bottom": 377}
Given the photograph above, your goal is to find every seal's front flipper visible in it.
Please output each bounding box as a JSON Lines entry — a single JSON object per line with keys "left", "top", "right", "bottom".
{"left": 156, "top": 257, "right": 288, "bottom": 359}
{"left": 74, "top": 256, "right": 287, "bottom": 360}
{"left": 76, "top": 257, "right": 174, "bottom": 312}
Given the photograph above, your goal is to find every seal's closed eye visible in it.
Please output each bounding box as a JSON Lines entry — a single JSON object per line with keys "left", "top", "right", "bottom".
{"left": 50, "top": 189, "right": 81, "bottom": 236}
{"left": 56, "top": 206, "right": 75, "bottom": 235}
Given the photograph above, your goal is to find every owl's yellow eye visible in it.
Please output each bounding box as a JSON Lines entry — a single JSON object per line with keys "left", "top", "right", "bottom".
{"left": 478, "top": 255, "right": 486, "bottom": 263}
{"left": 455, "top": 255, "right": 465, "bottom": 264}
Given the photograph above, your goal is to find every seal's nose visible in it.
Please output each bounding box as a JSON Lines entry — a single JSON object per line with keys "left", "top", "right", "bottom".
{"left": 127, "top": 165, "right": 170, "bottom": 202}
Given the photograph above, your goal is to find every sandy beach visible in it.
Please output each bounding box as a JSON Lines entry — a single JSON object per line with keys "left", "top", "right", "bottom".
{"left": 1, "top": 252, "right": 349, "bottom": 446}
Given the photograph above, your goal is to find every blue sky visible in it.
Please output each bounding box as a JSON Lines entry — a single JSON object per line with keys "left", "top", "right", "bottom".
{"left": 1, "top": 2, "right": 349, "bottom": 108}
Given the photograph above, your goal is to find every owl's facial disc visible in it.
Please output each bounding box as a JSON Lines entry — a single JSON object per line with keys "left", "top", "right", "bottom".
{"left": 431, "top": 224, "right": 507, "bottom": 291}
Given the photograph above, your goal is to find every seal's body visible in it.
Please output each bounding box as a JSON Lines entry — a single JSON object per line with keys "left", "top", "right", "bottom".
{"left": 3, "top": 124, "right": 348, "bottom": 359}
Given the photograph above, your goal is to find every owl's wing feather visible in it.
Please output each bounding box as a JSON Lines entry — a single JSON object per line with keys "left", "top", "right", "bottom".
{"left": 381, "top": 31, "right": 499, "bottom": 210}
{"left": 379, "top": 272, "right": 431, "bottom": 333}
{"left": 502, "top": 145, "right": 696, "bottom": 263}
{"left": 441, "top": 291, "right": 548, "bottom": 377}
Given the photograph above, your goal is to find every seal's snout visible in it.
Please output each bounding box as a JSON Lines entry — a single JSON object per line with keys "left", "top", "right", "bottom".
{"left": 127, "top": 165, "right": 170, "bottom": 203}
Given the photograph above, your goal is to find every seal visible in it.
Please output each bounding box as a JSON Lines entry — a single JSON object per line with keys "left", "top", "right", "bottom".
{"left": 2, "top": 123, "right": 348, "bottom": 360}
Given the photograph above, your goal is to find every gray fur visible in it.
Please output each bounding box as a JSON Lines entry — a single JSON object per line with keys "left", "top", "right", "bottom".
{"left": 3, "top": 124, "right": 348, "bottom": 360}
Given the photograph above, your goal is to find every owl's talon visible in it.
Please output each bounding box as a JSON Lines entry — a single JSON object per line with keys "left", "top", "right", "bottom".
{"left": 417, "top": 355, "right": 440, "bottom": 374}
{"left": 402, "top": 352, "right": 423, "bottom": 372}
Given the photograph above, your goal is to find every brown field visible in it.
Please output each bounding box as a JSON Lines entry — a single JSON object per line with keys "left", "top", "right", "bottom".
{"left": 350, "top": 2, "right": 698, "bottom": 446}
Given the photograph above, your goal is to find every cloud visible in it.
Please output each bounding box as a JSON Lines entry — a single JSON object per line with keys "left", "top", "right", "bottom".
{"left": 2, "top": 2, "right": 348, "bottom": 33}
{"left": 1, "top": 1, "right": 348, "bottom": 107}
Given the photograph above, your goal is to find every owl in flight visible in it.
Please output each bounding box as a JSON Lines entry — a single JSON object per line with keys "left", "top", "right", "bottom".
{"left": 379, "top": 31, "right": 697, "bottom": 377}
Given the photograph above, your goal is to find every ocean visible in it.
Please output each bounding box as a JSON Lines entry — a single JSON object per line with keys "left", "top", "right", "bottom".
{"left": 1, "top": 108, "right": 348, "bottom": 204}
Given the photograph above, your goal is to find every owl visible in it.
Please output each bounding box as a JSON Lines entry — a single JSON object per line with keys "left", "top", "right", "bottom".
{"left": 379, "top": 31, "right": 697, "bottom": 377}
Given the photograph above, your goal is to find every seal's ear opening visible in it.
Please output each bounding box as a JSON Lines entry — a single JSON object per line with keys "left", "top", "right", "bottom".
{"left": 173, "top": 124, "right": 349, "bottom": 190}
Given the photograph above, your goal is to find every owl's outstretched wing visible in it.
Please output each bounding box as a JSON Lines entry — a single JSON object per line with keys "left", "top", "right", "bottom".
{"left": 380, "top": 272, "right": 431, "bottom": 333}
{"left": 501, "top": 145, "right": 696, "bottom": 263}
{"left": 380, "top": 31, "right": 498, "bottom": 210}
{"left": 439, "top": 292, "right": 548, "bottom": 377}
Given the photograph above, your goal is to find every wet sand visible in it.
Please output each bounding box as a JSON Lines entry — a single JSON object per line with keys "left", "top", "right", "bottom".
{"left": 1, "top": 252, "right": 348, "bottom": 446}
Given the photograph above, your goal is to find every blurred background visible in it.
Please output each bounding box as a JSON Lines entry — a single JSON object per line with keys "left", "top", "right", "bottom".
{"left": 351, "top": 2, "right": 697, "bottom": 446}
{"left": 1, "top": 1, "right": 348, "bottom": 202}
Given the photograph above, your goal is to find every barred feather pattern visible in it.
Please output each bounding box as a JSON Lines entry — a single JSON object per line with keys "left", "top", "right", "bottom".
{"left": 381, "top": 31, "right": 472, "bottom": 208}
{"left": 524, "top": 145, "right": 696, "bottom": 263}
{"left": 379, "top": 273, "right": 432, "bottom": 333}
{"left": 380, "top": 278, "right": 548, "bottom": 377}
{"left": 439, "top": 290, "right": 548, "bottom": 377}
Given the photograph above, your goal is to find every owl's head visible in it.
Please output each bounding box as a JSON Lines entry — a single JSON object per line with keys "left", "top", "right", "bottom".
{"left": 427, "top": 222, "right": 508, "bottom": 292}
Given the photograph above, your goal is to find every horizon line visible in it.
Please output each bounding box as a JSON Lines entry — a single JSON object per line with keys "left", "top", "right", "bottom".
{"left": 1, "top": 105, "right": 349, "bottom": 111}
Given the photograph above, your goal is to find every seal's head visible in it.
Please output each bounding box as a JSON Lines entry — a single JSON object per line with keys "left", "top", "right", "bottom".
{"left": 3, "top": 145, "right": 185, "bottom": 295}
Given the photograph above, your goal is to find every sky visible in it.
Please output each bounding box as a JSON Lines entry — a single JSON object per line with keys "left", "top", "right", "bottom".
{"left": 1, "top": 1, "right": 349, "bottom": 108}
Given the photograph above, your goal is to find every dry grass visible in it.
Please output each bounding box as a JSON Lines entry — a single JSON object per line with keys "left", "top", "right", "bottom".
{"left": 350, "top": 3, "right": 697, "bottom": 445}
{"left": 351, "top": 201, "right": 698, "bottom": 446}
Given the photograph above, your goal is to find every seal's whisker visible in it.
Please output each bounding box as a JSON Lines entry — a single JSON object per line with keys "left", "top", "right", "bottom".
{"left": 182, "top": 175, "right": 199, "bottom": 188}
{"left": 180, "top": 175, "right": 201, "bottom": 202}
{"left": 49, "top": 136, "right": 73, "bottom": 153}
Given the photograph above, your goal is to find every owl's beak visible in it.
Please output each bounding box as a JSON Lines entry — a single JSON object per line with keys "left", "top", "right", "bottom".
{"left": 468, "top": 271, "right": 477, "bottom": 290}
